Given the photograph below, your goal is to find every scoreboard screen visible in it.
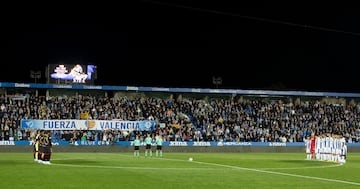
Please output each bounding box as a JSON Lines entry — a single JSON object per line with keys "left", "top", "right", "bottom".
{"left": 47, "top": 64, "right": 97, "bottom": 84}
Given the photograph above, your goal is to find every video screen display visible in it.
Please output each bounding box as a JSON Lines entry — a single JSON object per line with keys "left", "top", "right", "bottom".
{"left": 48, "top": 64, "right": 96, "bottom": 84}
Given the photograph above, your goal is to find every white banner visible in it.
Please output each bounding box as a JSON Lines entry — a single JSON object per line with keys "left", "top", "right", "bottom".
{"left": 21, "top": 119, "right": 155, "bottom": 131}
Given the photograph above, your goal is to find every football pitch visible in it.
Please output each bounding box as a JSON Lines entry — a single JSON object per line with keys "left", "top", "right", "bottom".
{"left": 0, "top": 152, "right": 359, "bottom": 189}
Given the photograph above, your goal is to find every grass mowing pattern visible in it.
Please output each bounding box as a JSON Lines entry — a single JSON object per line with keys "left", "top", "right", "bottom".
{"left": 0, "top": 152, "right": 359, "bottom": 189}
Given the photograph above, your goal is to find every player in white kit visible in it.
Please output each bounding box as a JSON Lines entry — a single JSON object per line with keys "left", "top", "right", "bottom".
{"left": 315, "top": 134, "right": 321, "bottom": 160}
{"left": 305, "top": 136, "right": 311, "bottom": 160}
{"left": 339, "top": 135, "right": 347, "bottom": 164}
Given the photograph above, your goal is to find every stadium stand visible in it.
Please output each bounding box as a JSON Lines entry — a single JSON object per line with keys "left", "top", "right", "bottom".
{"left": 0, "top": 82, "right": 359, "bottom": 144}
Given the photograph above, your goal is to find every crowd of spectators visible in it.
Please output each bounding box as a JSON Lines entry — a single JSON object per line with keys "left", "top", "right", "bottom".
{"left": 0, "top": 91, "right": 359, "bottom": 143}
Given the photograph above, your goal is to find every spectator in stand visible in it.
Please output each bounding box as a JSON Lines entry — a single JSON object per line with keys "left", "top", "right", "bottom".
{"left": 1, "top": 91, "right": 359, "bottom": 143}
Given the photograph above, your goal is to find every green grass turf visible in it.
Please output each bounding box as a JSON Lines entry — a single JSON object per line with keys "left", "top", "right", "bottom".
{"left": 0, "top": 152, "right": 359, "bottom": 189}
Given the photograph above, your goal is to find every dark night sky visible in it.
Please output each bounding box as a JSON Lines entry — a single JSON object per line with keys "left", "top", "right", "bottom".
{"left": 2, "top": 1, "right": 360, "bottom": 93}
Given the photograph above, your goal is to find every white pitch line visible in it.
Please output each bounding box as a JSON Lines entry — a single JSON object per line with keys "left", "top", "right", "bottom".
{"left": 50, "top": 163, "right": 226, "bottom": 171}
{"left": 256, "top": 163, "right": 342, "bottom": 170}
{"left": 61, "top": 154, "right": 342, "bottom": 170}
{"left": 188, "top": 160, "right": 360, "bottom": 186}
{"left": 155, "top": 157, "right": 342, "bottom": 171}
{"left": 50, "top": 154, "right": 360, "bottom": 186}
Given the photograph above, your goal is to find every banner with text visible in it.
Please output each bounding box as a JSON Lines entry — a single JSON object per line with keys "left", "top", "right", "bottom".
{"left": 20, "top": 119, "right": 155, "bottom": 131}
{"left": 4, "top": 141, "right": 359, "bottom": 146}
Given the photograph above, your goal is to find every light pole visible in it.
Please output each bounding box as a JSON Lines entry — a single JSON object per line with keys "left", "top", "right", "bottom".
{"left": 212, "top": 76, "right": 222, "bottom": 89}
{"left": 30, "top": 70, "right": 41, "bottom": 83}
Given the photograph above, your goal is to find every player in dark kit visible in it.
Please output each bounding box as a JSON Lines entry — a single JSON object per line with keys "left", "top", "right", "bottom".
{"left": 38, "top": 130, "right": 52, "bottom": 164}
{"left": 41, "top": 131, "right": 53, "bottom": 164}
{"left": 37, "top": 130, "right": 46, "bottom": 163}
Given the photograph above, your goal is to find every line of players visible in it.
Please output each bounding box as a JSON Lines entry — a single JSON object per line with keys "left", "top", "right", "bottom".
{"left": 133, "top": 133, "right": 163, "bottom": 158}
{"left": 305, "top": 133, "right": 347, "bottom": 164}
{"left": 33, "top": 130, "right": 53, "bottom": 164}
